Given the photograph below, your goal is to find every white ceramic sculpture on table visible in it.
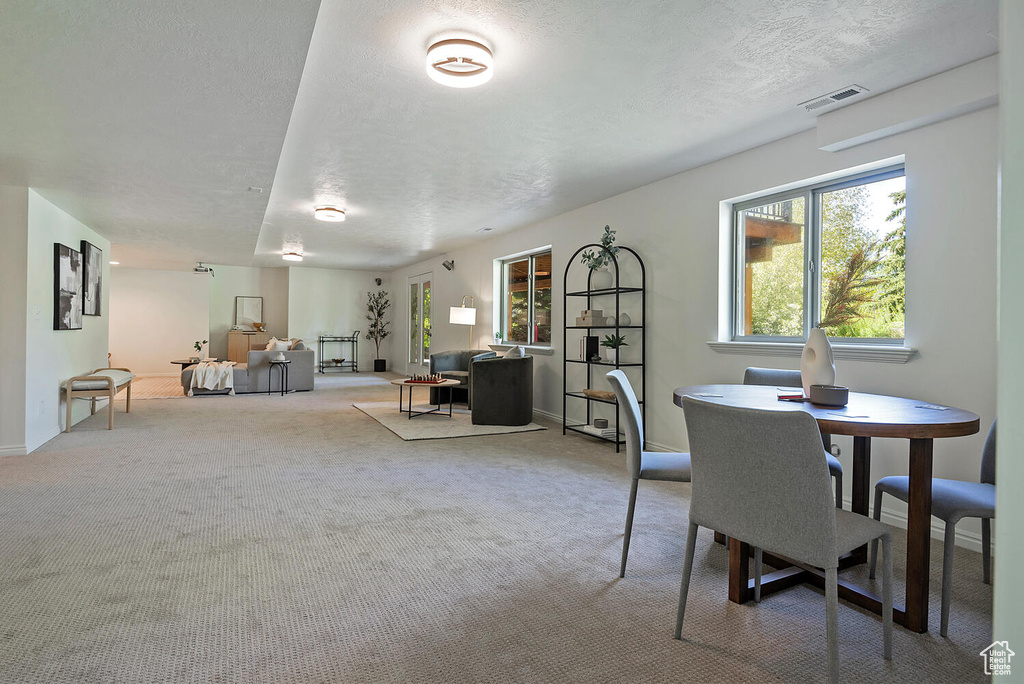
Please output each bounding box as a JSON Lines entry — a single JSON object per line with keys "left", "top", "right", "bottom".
{"left": 801, "top": 328, "right": 836, "bottom": 397}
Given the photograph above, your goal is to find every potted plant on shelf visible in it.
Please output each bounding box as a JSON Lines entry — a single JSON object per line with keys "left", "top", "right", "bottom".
{"left": 601, "top": 333, "right": 627, "bottom": 364}
{"left": 494, "top": 330, "right": 502, "bottom": 344}
{"left": 580, "top": 225, "right": 620, "bottom": 290}
{"left": 365, "top": 290, "right": 391, "bottom": 372}
{"left": 192, "top": 339, "right": 208, "bottom": 362}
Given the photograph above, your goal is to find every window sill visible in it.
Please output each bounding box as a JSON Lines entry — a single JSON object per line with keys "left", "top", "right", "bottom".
{"left": 706, "top": 340, "right": 916, "bottom": 364}
{"left": 488, "top": 344, "right": 555, "bottom": 356}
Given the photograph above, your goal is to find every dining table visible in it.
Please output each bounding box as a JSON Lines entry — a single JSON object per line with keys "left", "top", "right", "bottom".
{"left": 672, "top": 384, "right": 980, "bottom": 634}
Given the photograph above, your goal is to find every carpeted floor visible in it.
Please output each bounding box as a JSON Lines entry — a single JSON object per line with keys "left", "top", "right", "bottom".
{"left": 0, "top": 372, "right": 992, "bottom": 682}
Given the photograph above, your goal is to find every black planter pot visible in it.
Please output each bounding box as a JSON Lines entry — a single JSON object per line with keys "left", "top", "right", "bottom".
{"left": 373, "top": 359, "right": 387, "bottom": 372}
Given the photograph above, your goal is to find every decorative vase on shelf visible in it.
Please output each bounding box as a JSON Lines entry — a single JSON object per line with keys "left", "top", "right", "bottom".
{"left": 801, "top": 328, "right": 836, "bottom": 397}
{"left": 590, "top": 268, "right": 614, "bottom": 291}
{"left": 618, "top": 312, "right": 631, "bottom": 326}
{"left": 604, "top": 348, "right": 618, "bottom": 364}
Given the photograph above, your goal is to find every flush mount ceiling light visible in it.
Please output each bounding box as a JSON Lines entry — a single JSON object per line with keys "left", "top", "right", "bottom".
{"left": 314, "top": 206, "right": 345, "bottom": 222}
{"left": 426, "top": 38, "right": 493, "bottom": 88}
{"left": 282, "top": 252, "right": 304, "bottom": 262}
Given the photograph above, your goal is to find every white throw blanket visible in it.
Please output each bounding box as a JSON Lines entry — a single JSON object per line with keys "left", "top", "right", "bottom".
{"left": 188, "top": 361, "right": 237, "bottom": 396}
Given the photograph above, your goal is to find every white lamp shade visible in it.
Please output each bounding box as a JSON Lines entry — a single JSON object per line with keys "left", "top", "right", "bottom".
{"left": 449, "top": 306, "right": 476, "bottom": 325}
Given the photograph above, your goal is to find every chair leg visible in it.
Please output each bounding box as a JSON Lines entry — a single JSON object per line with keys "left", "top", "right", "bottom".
{"left": 869, "top": 488, "right": 884, "bottom": 579}
{"left": 982, "top": 518, "right": 992, "bottom": 585}
{"left": 126, "top": 383, "right": 132, "bottom": 413}
{"left": 108, "top": 392, "right": 114, "bottom": 429}
{"left": 833, "top": 471, "right": 843, "bottom": 509}
{"left": 754, "top": 547, "right": 763, "bottom": 603}
{"left": 825, "top": 567, "right": 840, "bottom": 684}
{"left": 90, "top": 398, "right": 97, "bottom": 415}
{"left": 65, "top": 394, "right": 73, "bottom": 433}
{"left": 620, "top": 478, "right": 639, "bottom": 578}
{"left": 941, "top": 521, "right": 956, "bottom": 637}
{"left": 881, "top": 535, "right": 893, "bottom": 660}
{"left": 674, "top": 522, "right": 699, "bottom": 640}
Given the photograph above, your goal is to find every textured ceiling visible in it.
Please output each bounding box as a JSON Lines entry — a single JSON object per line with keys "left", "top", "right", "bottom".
{"left": 253, "top": 0, "right": 998, "bottom": 269}
{"left": 0, "top": 0, "right": 320, "bottom": 270}
{"left": 0, "top": 1, "right": 999, "bottom": 271}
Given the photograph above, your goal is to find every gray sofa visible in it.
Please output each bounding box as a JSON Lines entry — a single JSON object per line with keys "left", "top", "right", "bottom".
{"left": 470, "top": 355, "right": 534, "bottom": 425}
{"left": 428, "top": 349, "right": 496, "bottom": 406}
{"left": 180, "top": 350, "right": 315, "bottom": 395}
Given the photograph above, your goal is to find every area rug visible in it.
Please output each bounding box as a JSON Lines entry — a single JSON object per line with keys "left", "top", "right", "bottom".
{"left": 113, "top": 375, "right": 184, "bottom": 400}
{"left": 353, "top": 401, "right": 546, "bottom": 440}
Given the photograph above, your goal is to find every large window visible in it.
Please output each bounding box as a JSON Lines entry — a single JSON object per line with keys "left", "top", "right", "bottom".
{"left": 500, "top": 250, "right": 552, "bottom": 345}
{"left": 733, "top": 166, "right": 906, "bottom": 343}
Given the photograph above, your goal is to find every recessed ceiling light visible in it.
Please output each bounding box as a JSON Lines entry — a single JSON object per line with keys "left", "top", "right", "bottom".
{"left": 109, "top": 261, "right": 119, "bottom": 265}
{"left": 426, "top": 38, "right": 493, "bottom": 88}
{"left": 314, "top": 206, "right": 346, "bottom": 222}
{"left": 282, "top": 252, "right": 303, "bottom": 262}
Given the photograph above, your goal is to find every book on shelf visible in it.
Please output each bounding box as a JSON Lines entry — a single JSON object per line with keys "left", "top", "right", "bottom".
{"left": 580, "top": 424, "right": 619, "bottom": 439}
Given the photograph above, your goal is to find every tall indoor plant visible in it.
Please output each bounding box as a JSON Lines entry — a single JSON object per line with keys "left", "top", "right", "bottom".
{"left": 365, "top": 290, "right": 391, "bottom": 372}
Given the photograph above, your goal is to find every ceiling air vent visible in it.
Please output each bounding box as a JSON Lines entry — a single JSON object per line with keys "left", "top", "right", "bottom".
{"left": 799, "top": 84, "right": 868, "bottom": 113}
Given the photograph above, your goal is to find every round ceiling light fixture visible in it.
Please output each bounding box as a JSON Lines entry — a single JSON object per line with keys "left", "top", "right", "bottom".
{"left": 426, "top": 38, "right": 493, "bottom": 88}
{"left": 282, "top": 252, "right": 304, "bottom": 262}
{"left": 314, "top": 206, "right": 346, "bottom": 222}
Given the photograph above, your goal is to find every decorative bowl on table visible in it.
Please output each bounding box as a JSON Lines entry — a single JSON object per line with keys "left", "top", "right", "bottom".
{"left": 331, "top": 358, "right": 345, "bottom": 364}
{"left": 809, "top": 384, "right": 849, "bottom": 408}
{"left": 273, "top": 352, "right": 286, "bottom": 362}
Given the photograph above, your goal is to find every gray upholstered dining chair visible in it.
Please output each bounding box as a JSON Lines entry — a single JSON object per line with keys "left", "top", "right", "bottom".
{"left": 676, "top": 396, "right": 893, "bottom": 684}
{"left": 869, "top": 420, "right": 996, "bottom": 637}
{"left": 744, "top": 367, "right": 844, "bottom": 509}
{"left": 606, "top": 370, "right": 691, "bottom": 578}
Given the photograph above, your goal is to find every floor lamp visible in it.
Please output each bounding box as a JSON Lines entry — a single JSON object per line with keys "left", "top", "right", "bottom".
{"left": 449, "top": 296, "right": 476, "bottom": 348}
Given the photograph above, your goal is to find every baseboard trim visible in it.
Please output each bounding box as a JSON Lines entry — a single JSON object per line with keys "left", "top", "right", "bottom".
{"left": 0, "top": 444, "right": 27, "bottom": 456}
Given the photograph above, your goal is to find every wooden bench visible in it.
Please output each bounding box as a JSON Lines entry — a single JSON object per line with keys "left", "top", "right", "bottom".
{"left": 63, "top": 368, "right": 135, "bottom": 432}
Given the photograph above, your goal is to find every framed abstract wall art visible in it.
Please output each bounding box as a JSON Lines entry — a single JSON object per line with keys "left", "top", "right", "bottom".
{"left": 54, "top": 243, "right": 83, "bottom": 330}
{"left": 81, "top": 240, "right": 102, "bottom": 316}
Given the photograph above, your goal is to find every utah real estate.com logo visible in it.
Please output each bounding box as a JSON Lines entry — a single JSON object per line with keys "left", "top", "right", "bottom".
{"left": 981, "top": 641, "right": 1015, "bottom": 676}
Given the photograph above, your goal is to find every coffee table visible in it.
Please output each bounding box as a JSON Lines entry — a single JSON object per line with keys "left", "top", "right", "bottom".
{"left": 391, "top": 378, "right": 461, "bottom": 419}
{"left": 171, "top": 359, "right": 218, "bottom": 370}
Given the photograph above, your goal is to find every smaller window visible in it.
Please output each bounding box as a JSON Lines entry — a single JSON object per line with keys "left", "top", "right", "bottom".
{"left": 500, "top": 250, "right": 552, "bottom": 345}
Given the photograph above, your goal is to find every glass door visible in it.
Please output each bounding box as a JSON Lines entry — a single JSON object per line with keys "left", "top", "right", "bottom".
{"left": 407, "top": 273, "right": 432, "bottom": 371}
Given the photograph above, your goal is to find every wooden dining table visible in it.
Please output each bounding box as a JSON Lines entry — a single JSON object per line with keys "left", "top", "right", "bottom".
{"left": 672, "top": 384, "right": 980, "bottom": 634}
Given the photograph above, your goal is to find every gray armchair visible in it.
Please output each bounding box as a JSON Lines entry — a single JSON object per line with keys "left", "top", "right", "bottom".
{"left": 470, "top": 355, "right": 533, "bottom": 426}
{"left": 429, "top": 349, "right": 496, "bottom": 406}
{"left": 869, "top": 420, "right": 996, "bottom": 636}
{"left": 676, "top": 397, "right": 893, "bottom": 683}
{"left": 607, "top": 370, "right": 690, "bottom": 577}
{"left": 744, "top": 366, "right": 843, "bottom": 508}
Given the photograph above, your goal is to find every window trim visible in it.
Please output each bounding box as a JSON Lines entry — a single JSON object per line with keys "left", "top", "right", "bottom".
{"left": 496, "top": 247, "right": 552, "bottom": 347}
{"left": 730, "top": 164, "right": 906, "bottom": 345}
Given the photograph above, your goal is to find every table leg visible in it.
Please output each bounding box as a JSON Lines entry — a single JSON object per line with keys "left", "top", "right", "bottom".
{"left": 447, "top": 386, "right": 453, "bottom": 417}
{"left": 729, "top": 538, "right": 750, "bottom": 604}
{"left": 905, "top": 438, "right": 934, "bottom": 633}
{"left": 848, "top": 436, "right": 872, "bottom": 562}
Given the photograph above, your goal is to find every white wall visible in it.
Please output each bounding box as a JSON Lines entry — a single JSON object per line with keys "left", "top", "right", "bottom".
{"left": 109, "top": 269, "right": 210, "bottom": 375}
{"left": 995, "top": 0, "right": 1024, "bottom": 650}
{"left": 0, "top": 186, "right": 29, "bottom": 455}
{"left": 286, "top": 267, "right": 389, "bottom": 370}
{"left": 208, "top": 265, "right": 290, "bottom": 359}
{"left": 391, "top": 88, "right": 997, "bottom": 549}
{"left": 24, "top": 190, "right": 110, "bottom": 451}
